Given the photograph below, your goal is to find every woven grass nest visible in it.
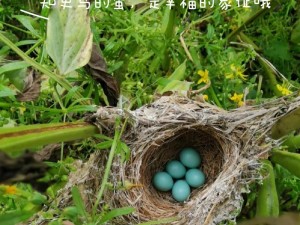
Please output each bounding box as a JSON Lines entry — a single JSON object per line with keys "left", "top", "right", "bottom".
{"left": 52, "top": 94, "right": 300, "bottom": 225}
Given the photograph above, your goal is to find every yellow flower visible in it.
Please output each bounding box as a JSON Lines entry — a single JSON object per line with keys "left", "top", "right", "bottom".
{"left": 19, "top": 106, "right": 26, "bottom": 115}
{"left": 230, "top": 24, "right": 238, "bottom": 31}
{"left": 276, "top": 84, "right": 292, "bottom": 96}
{"left": 203, "top": 94, "right": 208, "bottom": 101}
{"left": 3, "top": 185, "right": 17, "bottom": 195}
{"left": 226, "top": 64, "right": 247, "bottom": 80}
{"left": 230, "top": 93, "right": 244, "bottom": 107}
{"left": 197, "top": 69, "right": 210, "bottom": 84}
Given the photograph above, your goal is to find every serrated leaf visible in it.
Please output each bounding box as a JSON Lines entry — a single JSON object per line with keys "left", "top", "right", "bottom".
{"left": 46, "top": 0, "right": 93, "bottom": 75}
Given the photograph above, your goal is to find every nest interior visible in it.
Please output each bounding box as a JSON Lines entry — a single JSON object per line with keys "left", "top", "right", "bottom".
{"left": 110, "top": 122, "right": 237, "bottom": 224}
{"left": 140, "top": 126, "right": 224, "bottom": 204}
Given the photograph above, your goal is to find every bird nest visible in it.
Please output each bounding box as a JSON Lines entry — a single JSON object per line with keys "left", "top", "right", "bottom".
{"left": 39, "top": 94, "right": 300, "bottom": 225}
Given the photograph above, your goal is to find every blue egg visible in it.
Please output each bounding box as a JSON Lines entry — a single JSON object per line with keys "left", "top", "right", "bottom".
{"left": 185, "top": 168, "right": 206, "bottom": 188}
{"left": 152, "top": 172, "right": 174, "bottom": 192}
{"left": 179, "top": 147, "right": 201, "bottom": 168}
{"left": 165, "top": 160, "right": 186, "bottom": 179}
{"left": 172, "top": 180, "right": 191, "bottom": 202}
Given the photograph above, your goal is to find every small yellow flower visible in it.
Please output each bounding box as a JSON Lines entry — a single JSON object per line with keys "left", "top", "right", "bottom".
{"left": 3, "top": 185, "right": 17, "bottom": 195}
{"left": 19, "top": 107, "right": 26, "bottom": 115}
{"left": 197, "top": 69, "right": 210, "bottom": 84}
{"left": 230, "top": 93, "right": 244, "bottom": 107}
{"left": 230, "top": 24, "right": 238, "bottom": 31}
{"left": 276, "top": 84, "right": 292, "bottom": 96}
{"left": 226, "top": 64, "right": 247, "bottom": 80}
{"left": 203, "top": 94, "right": 208, "bottom": 101}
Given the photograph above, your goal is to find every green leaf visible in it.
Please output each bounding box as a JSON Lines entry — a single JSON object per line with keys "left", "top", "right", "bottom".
{"left": 4, "top": 67, "right": 28, "bottom": 91}
{"left": 0, "top": 61, "right": 29, "bottom": 74}
{"left": 0, "top": 84, "right": 16, "bottom": 98}
{"left": 270, "top": 107, "right": 300, "bottom": 139}
{"left": 13, "top": 15, "right": 40, "bottom": 37}
{"left": 271, "top": 150, "right": 300, "bottom": 179}
{"left": 291, "top": 19, "right": 300, "bottom": 44}
{"left": 67, "top": 105, "right": 98, "bottom": 113}
{"left": 46, "top": 0, "right": 93, "bottom": 75}
{"left": 159, "top": 80, "right": 192, "bottom": 95}
{"left": 0, "top": 210, "right": 35, "bottom": 225}
{"left": 71, "top": 186, "right": 88, "bottom": 218}
{"left": 96, "top": 140, "right": 113, "bottom": 150}
{"left": 156, "top": 60, "right": 187, "bottom": 94}
{"left": 256, "top": 160, "right": 279, "bottom": 217}
{"left": 0, "top": 122, "right": 98, "bottom": 155}
{"left": 167, "top": 60, "right": 187, "bottom": 81}
{"left": 98, "top": 207, "right": 135, "bottom": 224}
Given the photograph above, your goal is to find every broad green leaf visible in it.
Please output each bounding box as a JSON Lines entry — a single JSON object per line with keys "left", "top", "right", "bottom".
{"left": 271, "top": 150, "right": 300, "bottom": 179}
{"left": 0, "top": 210, "right": 35, "bottom": 225}
{"left": 0, "top": 61, "right": 29, "bottom": 74}
{"left": 0, "top": 84, "right": 16, "bottom": 98}
{"left": 256, "top": 160, "right": 279, "bottom": 217}
{"left": 46, "top": 0, "right": 93, "bottom": 75}
{"left": 96, "top": 140, "right": 113, "bottom": 150}
{"left": 0, "top": 122, "right": 98, "bottom": 155}
{"left": 159, "top": 80, "right": 192, "bottom": 95}
{"left": 156, "top": 60, "right": 187, "bottom": 93}
{"left": 13, "top": 15, "right": 40, "bottom": 37}
{"left": 167, "top": 60, "right": 187, "bottom": 81}
{"left": 270, "top": 107, "right": 300, "bottom": 139}
{"left": 0, "top": 61, "right": 29, "bottom": 91}
{"left": 71, "top": 186, "right": 88, "bottom": 218}
{"left": 5, "top": 67, "right": 27, "bottom": 91}
{"left": 67, "top": 105, "right": 98, "bottom": 113}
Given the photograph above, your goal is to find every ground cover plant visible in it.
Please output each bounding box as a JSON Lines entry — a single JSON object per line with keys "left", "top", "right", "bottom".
{"left": 0, "top": 0, "right": 300, "bottom": 224}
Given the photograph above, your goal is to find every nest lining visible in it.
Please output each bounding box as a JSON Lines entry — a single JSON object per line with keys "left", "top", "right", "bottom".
{"left": 139, "top": 126, "right": 224, "bottom": 205}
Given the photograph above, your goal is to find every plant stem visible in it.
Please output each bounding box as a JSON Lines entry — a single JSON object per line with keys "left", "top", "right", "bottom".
{"left": 208, "top": 85, "right": 222, "bottom": 108}
{"left": 92, "top": 117, "right": 127, "bottom": 216}
{"left": 257, "top": 56, "right": 281, "bottom": 96}
{"left": 2, "top": 22, "right": 34, "bottom": 36}
{"left": 0, "top": 122, "right": 98, "bottom": 154}
{"left": 25, "top": 38, "right": 44, "bottom": 55}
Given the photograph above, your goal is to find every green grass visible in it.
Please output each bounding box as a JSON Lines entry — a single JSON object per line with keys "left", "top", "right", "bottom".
{"left": 0, "top": 0, "right": 300, "bottom": 224}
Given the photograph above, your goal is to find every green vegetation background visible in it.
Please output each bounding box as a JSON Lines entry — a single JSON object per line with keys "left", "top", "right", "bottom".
{"left": 0, "top": 0, "right": 300, "bottom": 224}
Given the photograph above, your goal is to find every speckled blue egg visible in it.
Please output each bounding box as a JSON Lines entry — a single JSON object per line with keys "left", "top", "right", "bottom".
{"left": 179, "top": 147, "right": 201, "bottom": 168}
{"left": 185, "top": 168, "right": 206, "bottom": 188}
{"left": 152, "top": 172, "right": 174, "bottom": 192}
{"left": 165, "top": 160, "right": 186, "bottom": 179}
{"left": 172, "top": 180, "right": 191, "bottom": 202}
